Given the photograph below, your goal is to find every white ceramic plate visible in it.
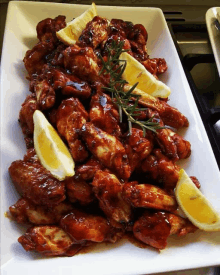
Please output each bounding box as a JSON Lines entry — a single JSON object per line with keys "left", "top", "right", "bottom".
{"left": 206, "top": 7, "right": 220, "bottom": 75}
{"left": 1, "top": 2, "right": 220, "bottom": 275}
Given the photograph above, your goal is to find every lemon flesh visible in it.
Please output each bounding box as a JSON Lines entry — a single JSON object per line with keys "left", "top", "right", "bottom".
{"left": 56, "top": 3, "right": 97, "bottom": 45}
{"left": 119, "top": 52, "right": 171, "bottom": 98}
{"left": 175, "top": 169, "right": 220, "bottom": 231}
{"left": 33, "top": 110, "right": 75, "bottom": 180}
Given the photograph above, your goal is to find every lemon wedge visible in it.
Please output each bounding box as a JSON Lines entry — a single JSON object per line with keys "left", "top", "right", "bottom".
{"left": 119, "top": 52, "right": 171, "bottom": 98}
{"left": 175, "top": 169, "right": 220, "bottom": 231}
{"left": 33, "top": 110, "right": 75, "bottom": 180}
{"left": 56, "top": 2, "right": 97, "bottom": 45}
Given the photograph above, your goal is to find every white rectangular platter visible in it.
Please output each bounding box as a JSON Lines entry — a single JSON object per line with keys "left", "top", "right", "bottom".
{"left": 1, "top": 2, "right": 220, "bottom": 275}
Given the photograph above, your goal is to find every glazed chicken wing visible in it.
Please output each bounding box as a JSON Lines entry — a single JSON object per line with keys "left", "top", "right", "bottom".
{"left": 60, "top": 209, "right": 124, "bottom": 244}
{"left": 65, "top": 177, "right": 95, "bottom": 205}
{"left": 63, "top": 45, "right": 107, "bottom": 84}
{"left": 18, "top": 225, "right": 82, "bottom": 256}
{"left": 56, "top": 98, "right": 89, "bottom": 162}
{"left": 75, "top": 157, "right": 104, "bottom": 181}
{"left": 140, "top": 149, "right": 180, "bottom": 190}
{"left": 8, "top": 150, "right": 65, "bottom": 206}
{"left": 19, "top": 94, "right": 38, "bottom": 142}
{"left": 37, "top": 15, "right": 66, "bottom": 43}
{"left": 124, "top": 84, "right": 189, "bottom": 129}
{"left": 142, "top": 58, "right": 168, "bottom": 77}
{"left": 78, "top": 16, "right": 109, "bottom": 49}
{"left": 81, "top": 122, "right": 131, "bottom": 180}
{"left": 92, "top": 170, "right": 132, "bottom": 223}
{"left": 133, "top": 211, "right": 197, "bottom": 250}
{"left": 89, "top": 93, "right": 122, "bottom": 138}
{"left": 122, "top": 181, "right": 177, "bottom": 212}
{"left": 166, "top": 129, "right": 191, "bottom": 159}
{"left": 124, "top": 128, "right": 153, "bottom": 172}
{"left": 9, "top": 198, "right": 73, "bottom": 224}
{"left": 30, "top": 66, "right": 91, "bottom": 110}
{"left": 24, "top": 16, "right": 66, "bottom": 76}
{"left": 144, "top": 108, "right": 191, "bottom": 160}
{"left": 33, "top": 78, "right": 56, "bottom": 110}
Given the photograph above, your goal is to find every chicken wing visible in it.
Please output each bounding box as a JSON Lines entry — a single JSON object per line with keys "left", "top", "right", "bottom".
{"left": 8, "top": 150, "right": 65, "bottom": 206}
{"left": 36, "top": 15, "right": 66, "bottom": 43}
{"left": 124, "top": 84, "right": 189, "bottom": 129}
{"left": 166, "top": 129, "right": 191, "bottom": 159}
{"left": 24, "top": 16, "right": 66, "bottom": 76}
{"left": 60, "top": 209, "right": 124, "bottom": 243}
{"left": 89, "top": 93, "right": 122, "bottom": 138}
{"left": 75, "top": 157, "right": 104, "bottom": 181}
{"left": 18, "top": 225, "right": 82, "bottom": 256}
{"left": 133, "top": 211, "right": 197, "bottom": 250}
{"left": 124, "top": 128, "right": 153, "bottom": 172}
{"left": 78, "top": 16, "right": 109, "bottom": 49}
{"left": 56, "top": 98, "right": 89, "bottom": 162}
{"left": 30, "top": 66, "right": 91, "bottom": 109}
{"left": 9, "top": 198, "right": 73, "bottom": 224}
{"left": 92, "top": 170, "right": 132, "bottom": 223}
{"left": 81, "top": 122, "right": 131, "bottom": 180}
{"left": 122, "top": 181, "right": 177, "bottom": 212}
{"left": 140, "top": 149, "right": 180, "bottom": 190}
{"left": 142, "top": 58, "right": 167, "bottom": 77}
{"left": 63, "top": 45, "right": 107, "bottom": 85}
{"left": 65, "top": 177, "right": 95, "bottom": 205}
{"left": 19, "top": 94, "right": 38, "bottom": 142}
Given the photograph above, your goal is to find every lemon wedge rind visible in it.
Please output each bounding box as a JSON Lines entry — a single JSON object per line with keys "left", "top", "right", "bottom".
{"left": 56, "top": 2, "right": 97, "bottom": 45}
{"left": 175, "top": 169, "right": 220, "bottom": 231}
{"left": 33, "top": 110, "right": 75, "bottom": 181}
{"left": 119, "top": 52, "right": 171, "bottom": 98}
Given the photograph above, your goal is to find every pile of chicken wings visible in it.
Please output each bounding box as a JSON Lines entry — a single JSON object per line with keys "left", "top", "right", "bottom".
{"left": 8, "top": 14, "right": 198, "bottom": 257}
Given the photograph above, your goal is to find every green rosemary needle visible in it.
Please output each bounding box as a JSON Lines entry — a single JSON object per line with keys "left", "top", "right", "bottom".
{"left": 99, "top": 40, "right": 163, "bottom": 135}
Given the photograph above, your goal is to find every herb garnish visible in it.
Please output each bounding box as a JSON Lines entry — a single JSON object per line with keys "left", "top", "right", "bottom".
{"left": 99, "top": 40, "right": 163, "bottom": 136}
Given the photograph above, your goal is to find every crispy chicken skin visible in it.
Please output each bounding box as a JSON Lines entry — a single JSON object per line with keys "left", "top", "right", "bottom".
{"left": 78, "top": 16, "right": 109, "bottom": 49}
{"left": 65, "top": 177, "right": 95, "bottom": 205}
{"left": 60, "top": 209, "right": 124, "bottom": 243}
{"left": 92, "top": 171, "right": 132, "bottom": 223}
{"left": 89, "top": 93, "right": 122, "bottom": 138}
{"left": 56, "top": 98, "right": 89, "bottom": 162}
{"left": 140, "top": 149, "right": 180, "bottom": 190}
{"left": 8, "top": 150, "right": 65, "bottom": 206}
{"left": 133, "top": 211, "right": 197, "bottom": 250}
{"left": 9, "top": 198, "right": 73, "bottom": 224}
{"left": 122, "top": 182, "right": 177, "bottom": 212}
{"left": 18, "top": 225, "right": 82, "bottom": 256}
{"left": 81, "top": 122, "right": 131, "bottom": 180}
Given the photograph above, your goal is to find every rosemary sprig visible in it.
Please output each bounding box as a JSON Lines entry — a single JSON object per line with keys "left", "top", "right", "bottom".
{"left": 99, "top": 40, "right": 163, "bottom": 135}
